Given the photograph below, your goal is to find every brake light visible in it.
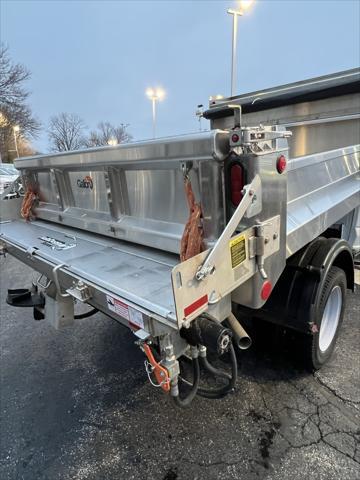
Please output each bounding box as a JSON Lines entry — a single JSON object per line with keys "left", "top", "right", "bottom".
{"left": 230, "top": 164, "right": 244, "bottom": 206}
{"left": 231, "top": 133, "right": 240, "bottom": 143}
{"left": 261, "top": 281, "right": 272, "bottom": 300}
{"left": 276, "top": 155, "right": 287, "bottom": 174}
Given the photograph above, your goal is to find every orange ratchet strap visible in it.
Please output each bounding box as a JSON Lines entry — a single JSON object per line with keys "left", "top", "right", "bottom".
{"left": 21, "top": 186, "right": 38, "bottom": 221}
{"left": 142, "top": 343, "right": 170, "bottom": 393}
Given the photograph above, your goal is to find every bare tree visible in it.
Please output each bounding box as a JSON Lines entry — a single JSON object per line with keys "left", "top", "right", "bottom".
{"left": 48, "top": 113, "right": 86, "bottom": 152}
{"left": 0, "top": 44, "right": 40, "bottom": 161}
{"left": 85, "top": 121, "right": 132, "bottom": 147}
{"left": 17, "top": 137, "right": 38, "bottom": 157}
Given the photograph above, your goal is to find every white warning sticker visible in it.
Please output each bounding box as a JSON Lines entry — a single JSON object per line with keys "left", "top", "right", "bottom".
{"left": 106, "top": 295, "right": 144, "bottom": 330}
{"left": 106, "top": 295, "right": 130, "bottom": 320}
{"left": 128, "top": 307, "right": 145, "bottom": 330}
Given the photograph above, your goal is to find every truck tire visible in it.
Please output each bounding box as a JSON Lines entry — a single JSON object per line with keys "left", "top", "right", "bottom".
{"left": 303, "top": 266, "right": 346, "bottom": 370}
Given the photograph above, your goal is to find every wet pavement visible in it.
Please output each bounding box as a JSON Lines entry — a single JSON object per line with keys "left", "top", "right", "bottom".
{"left": 0, "top": 255, "right": 359, "bottom": 480}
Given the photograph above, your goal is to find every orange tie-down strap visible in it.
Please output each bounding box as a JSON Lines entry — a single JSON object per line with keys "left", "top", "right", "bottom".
{"left": 142, "top": 343, "right": 170, "bottom": 393}
{"left": 180, "top": 178, "right": 204, "bottom": 262}
{"left": 21, "top": 186, "right": 38, "bottom": 221}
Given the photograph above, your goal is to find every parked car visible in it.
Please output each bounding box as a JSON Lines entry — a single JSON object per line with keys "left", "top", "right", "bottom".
{"left": 0, "top": 163, "right": 23, "bottom": 197}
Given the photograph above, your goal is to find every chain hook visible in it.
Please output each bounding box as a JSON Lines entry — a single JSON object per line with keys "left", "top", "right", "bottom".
{"left": 181, "top": 161, "right": 193, "bottom": 181}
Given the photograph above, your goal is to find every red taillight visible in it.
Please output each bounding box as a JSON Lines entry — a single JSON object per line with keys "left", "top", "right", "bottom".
{"left": 230, "top": 164, "right": 244, "bottom": 206}
{"left": 276, "top": 155, "right": 287, "bottom": 174}
{"left": 261, "top": 281, "right": 272, "bottom": 300}
{"left": 231, "top": 133, "right": 240, "bottom": 143}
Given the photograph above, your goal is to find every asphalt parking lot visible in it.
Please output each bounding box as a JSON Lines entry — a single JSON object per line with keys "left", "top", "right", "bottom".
{"left": 0, "top": 255, "right": 359, "bottom": 480}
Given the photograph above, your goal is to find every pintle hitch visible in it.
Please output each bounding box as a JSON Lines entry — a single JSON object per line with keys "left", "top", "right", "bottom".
{"left": 6, "top": 288, "right": 45, "bottom": 321}
{"left": 6, "top": 288, "right": 45, "bottom": 308}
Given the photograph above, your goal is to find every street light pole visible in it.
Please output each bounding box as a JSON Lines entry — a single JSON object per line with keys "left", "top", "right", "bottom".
{"left": 151, "top": 96, "right": 157, "bottom": 138}
{"left": 228, "top": 9, "right": 242, "bottom": 97}
{"left": 13, "top": 125, "right": 20, "bottom": 158}
{"left": 146, "top": 87, "right": 165, "bottom": 139}
{"left": 227, "top": 1, "right": 255, "bottom": 97}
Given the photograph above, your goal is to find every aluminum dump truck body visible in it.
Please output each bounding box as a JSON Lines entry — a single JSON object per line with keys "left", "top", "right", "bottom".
{"left": 1, "top": 69, "right": 359, "bottom": 405}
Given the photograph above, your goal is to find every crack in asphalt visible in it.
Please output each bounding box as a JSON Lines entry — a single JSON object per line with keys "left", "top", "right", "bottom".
{"left": 254, "top": 377, "right": 360, "bottom": 470}
{"left": 314, "top": 373, "right": 360, "bottom": 406}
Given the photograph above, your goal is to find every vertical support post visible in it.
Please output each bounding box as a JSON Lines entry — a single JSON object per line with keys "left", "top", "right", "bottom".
{"left": 231, "top": 13, "right": 238, "bottom": 97}
{"left": 152, "top": 97, "right": 156, "bottom": 139}
{"left": 13, "top": 129, "right": 19, "bottom": 158}
{"left": 227, "top": 9, "right": 243, "bottom": 97}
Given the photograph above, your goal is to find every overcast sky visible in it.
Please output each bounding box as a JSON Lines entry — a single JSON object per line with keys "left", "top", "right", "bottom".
{"left": 1, "top": 0, "right": 359, "bottom": 152}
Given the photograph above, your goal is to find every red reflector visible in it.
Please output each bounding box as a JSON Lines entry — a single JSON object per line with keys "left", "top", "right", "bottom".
{"left": 276, "top": 155, "right": 287, "bottom": 174}
{"left": 230, "top": 164, "right": 244, "bottom": 206}
{"left": 261, "top": 281, "right": 272, "bottom": 300}
{"left": 184, "top": 294, "right": 208, "bottom": 318}
{"left": 231, "top": 133, "right": 240, "bottom": 143}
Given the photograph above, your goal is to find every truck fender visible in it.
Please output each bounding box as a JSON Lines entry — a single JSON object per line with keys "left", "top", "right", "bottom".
{"left": 308, "top": 238, "right": 354, "bottom": 292}
{"left": 237, "top": 237, "right": 354, "bottom": 335}
{"left": 291, "top": 237, "right": 354, "bottom": 334}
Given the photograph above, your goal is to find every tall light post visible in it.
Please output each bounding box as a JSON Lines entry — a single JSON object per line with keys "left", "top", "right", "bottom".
{"left": 146, "top": 87, "right": 165, "bottom": 138}
{"left": 0, "top": 113, "right": 5, "bottom": 162}
{"left": 227, "top": 0, "right": 255, "bottom": 97}
{"left": 13, "top": 125, "right": 20, "bottom": 158}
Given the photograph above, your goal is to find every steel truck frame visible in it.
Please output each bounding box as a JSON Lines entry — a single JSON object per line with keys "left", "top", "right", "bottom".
{"left": 1, "top": 68, "right": 359, "bottom": 406}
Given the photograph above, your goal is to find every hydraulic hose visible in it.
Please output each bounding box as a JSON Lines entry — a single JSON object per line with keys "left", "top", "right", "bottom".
{"left": 196, "top": 343, "right": 237, "bottom": 399}
{"left": 172, "top": 357, "right": 200, "bottom": 408}
{"left": 74, "top": 308, "right": 98, "bottom": 320}
{"left": 179, "top": 343, "right": 238, "bottom": 400}
{"left": 199, "top": 355, "right": 231, "bottom": 381}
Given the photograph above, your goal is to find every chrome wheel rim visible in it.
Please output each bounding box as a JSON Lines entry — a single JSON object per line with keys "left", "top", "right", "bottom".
{"left": 319, "top": 286, "right": 342, "bottom": 353}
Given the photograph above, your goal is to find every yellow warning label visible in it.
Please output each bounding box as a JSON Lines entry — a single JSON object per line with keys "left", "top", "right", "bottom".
{"left": 229, "top": 235, "right": 246, "bottom": 269}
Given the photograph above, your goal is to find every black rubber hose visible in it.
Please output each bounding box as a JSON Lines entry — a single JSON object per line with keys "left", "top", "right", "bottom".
{"left": 74, "top": 308, "right": 98, "bottom": 320}
{"left": 200, "top": 355, "right": 231, "bottom": 380}
{"left": 172, "top": 357, "right": 200, "bottom": 408}
{"left": 178, "top": 343, "right": 238, "bottom": 399}
{"left": 197, "top": 343, "right": 237, "bottom": 399}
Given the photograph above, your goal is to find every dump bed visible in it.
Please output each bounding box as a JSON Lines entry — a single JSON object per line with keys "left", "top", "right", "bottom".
{"left": 0, "top": 70, "right": 359, "bottom": 330}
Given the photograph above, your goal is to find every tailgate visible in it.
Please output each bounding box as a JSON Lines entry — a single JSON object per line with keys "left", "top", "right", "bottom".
{"left": 14, "top": 131, "right": 229, "bottom": 254}
{"left": 0, "top": 219, "right": 179, "bottom": 326}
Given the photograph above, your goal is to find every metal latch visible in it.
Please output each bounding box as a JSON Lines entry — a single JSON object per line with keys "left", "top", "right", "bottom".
{"left": 242, "top": 127, "right": 292, "bottom": 145}
{"left": 248, "top": 224, "right": 269, "bottom": 279}
{"left": 67, "top": 280, "right": 92, "bottom": 302}
{"left": 248, "top": 218, "right": 281, "bottom": 280}
{"left": 230, "top": 126, "right": 292, "bottom": 148}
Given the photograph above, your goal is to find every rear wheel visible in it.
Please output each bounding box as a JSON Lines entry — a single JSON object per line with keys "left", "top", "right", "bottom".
{"left": 303, "top": 266, "right": 346, "bottom": 370}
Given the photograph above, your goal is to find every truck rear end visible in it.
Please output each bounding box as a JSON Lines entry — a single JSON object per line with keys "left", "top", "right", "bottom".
{"left": 1, "top": 69, "right": 359, "bottom": 406}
